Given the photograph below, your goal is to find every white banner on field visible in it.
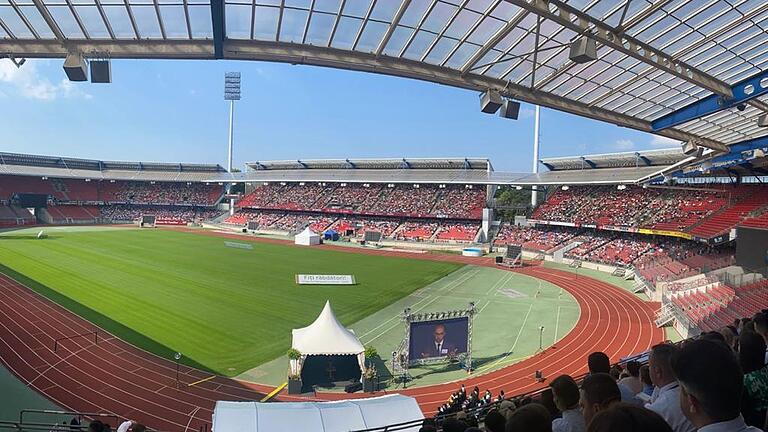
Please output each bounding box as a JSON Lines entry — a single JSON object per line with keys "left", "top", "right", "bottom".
{"left": 295, "top": 274, "right": 357, "bottom": 285}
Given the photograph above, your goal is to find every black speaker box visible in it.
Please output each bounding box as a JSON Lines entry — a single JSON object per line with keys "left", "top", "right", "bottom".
{"left": 344, "top": 382, "right": 362, "bottom": 393}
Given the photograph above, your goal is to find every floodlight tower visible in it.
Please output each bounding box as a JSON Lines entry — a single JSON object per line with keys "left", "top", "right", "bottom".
{"left": 224, "top": 72, "right": 241, "bottom": 215}
{"left": 531, "top": 105, "right": 541, "bottom": 207}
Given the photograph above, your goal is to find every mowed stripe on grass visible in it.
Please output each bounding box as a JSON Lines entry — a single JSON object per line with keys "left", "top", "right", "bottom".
{"left": 0, "top": 229, "right": 462, "bottom": 376}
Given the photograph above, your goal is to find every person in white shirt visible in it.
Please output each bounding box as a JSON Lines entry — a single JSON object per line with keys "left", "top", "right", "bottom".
{"left": 116, "top": 421, "right": 145, "bottom": 432}
{"left": 645, "top": 343, "right": 695, "bottom": 432}
{"left": 672, "top": 339, "right": 763, "bottom": 432}
{"left": 550, "top": 374, "right": 586, "bottom": 432}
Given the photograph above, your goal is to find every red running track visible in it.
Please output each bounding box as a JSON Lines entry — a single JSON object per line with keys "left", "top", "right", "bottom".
{"left": 0, "top": 234, "right": 664, "bottom": 431}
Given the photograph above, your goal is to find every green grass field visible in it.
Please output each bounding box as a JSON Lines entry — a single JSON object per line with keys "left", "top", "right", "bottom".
{"left": 0, "top": 227, "right": 461, "bottom": 376}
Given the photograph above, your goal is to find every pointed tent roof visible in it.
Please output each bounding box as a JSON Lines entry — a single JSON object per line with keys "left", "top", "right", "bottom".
{"left": 291, "top": 301, "right": 364, "bottom": 356}
{"left": 296, "top": 227, "right": 318, "bottom": 238}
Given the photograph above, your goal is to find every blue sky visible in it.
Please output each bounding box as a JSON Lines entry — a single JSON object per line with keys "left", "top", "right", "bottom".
{"left": 0, "top": 58, "right": 678, "bottom": 172}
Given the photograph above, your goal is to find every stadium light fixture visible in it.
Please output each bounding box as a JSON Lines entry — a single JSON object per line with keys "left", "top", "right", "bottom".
{"left": 758, "top": 114, "right": 768, "bottom": 127}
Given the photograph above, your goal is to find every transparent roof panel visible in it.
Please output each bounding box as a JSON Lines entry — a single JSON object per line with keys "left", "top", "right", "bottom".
{"left": 1, "top": 0, "right": 766, "bottom": 147}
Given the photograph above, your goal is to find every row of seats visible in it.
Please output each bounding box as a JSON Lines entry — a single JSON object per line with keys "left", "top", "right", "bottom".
{"left": 224, "top": 210, "right": 481, "bottom": 242}
{"left": 0, "top": 175, "right": 224, "bottom": 206}
{"left": 531, "top": 184, "right": 768, "bottom": 239}
{"left": 236, "top": 183, "right": 485, "bottom": 220}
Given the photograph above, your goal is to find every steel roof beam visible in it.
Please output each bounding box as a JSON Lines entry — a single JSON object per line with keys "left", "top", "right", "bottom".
{"left": 375, "top": 0, "right": 410, "bottom": 56}
{"left": 651, "top": 69, "right": 768, "bottom": 131}
{"left": 0, "top": 37, "right": 731, "bottom": 152}
{"left": 460, "top": 8, "right": 529, "bottom": 74}
{"left": 30, "top": 0, "right": 65, "bottom": 41}
{"left": 210, "top": 0, "right": 225, "bottom": 59}
{"left": 501, "top": 0, "right": 733, "bottom": 97}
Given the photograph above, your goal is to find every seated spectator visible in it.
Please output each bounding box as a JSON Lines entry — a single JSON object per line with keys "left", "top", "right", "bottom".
{"left": 441, "top": 418, "right": 467, "bottom": 432}
{"left": 739, "top": 331, "right": 768, "bottom": 427}
{"left": 587, "top": 352, "right": 611, "bottom": 375}
{"left": 639, "top": 365, "right": 654, "bottom": 397}
{"left": 672, "top": 339, "right": 762, "bottom": 431}
{"left": 550, "top": 374, "right": 586, "bottom": 432}
{"left": 586, "top": 403, "right": 673, "bottom": 432}
{"left": 753, "top": 313, "right": 768, "bottom": 362}
{"left": 506, "top": 403, "right": 552, "bottom": 432}
{"left": 540, "top": 388, "right": 561, "bottom": 420}
{"left": 587, "top": 351, "right": 638, "bottom": 405}
{"left": 116, "top": 421, "right": 145, "bottom": 432}
{"left": 645, "top": 343, "right": 695, "bottom": 432}
{"left": 484, "top": 410, "right": 506, "bottom": 432}
{"left": 618, "top": 361, "right": 643, "bottom": 395}
{"left": 580, "top": 373, "right": 621, "bottom": 426}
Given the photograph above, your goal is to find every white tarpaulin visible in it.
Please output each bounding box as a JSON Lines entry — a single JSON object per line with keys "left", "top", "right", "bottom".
{"left": 291, "top": 301, "right": 366, "bottom": 378}
{"left": 294, "top": 227, "right": 320, "bottom": 246}
{"left": 212, "top": 394, "right": 423, "bottom": 432}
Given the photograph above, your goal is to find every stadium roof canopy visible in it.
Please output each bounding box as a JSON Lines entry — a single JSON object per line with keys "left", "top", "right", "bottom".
{"left": 540, "top": 147, "right": 687, "bottom": 170}
{"left": 0, "top": 151, "right": 226, "bottom": 181}
{"left": 1, "top": 0, "right": 766, "bottom": 153}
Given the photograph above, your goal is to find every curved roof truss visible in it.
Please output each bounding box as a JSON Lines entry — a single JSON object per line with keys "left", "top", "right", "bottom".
{"left": 1, "top": 0, "right": 766, "bottom": 153}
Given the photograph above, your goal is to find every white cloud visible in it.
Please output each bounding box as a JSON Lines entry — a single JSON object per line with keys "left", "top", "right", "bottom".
{"left": 614, "top": 139, "right": 635, "bottom": 151}
{"left": 649, "top": 135, "right": 680, "bottom": 148}
{"left": 0, "top": 59, "right": 92, "bottom": 100}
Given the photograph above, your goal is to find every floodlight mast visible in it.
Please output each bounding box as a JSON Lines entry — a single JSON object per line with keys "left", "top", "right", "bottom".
{"left": 224, "top": 72, "right": 241, "bottom": 215}
{"left": 531, "top": 105, "right": 541, "bottom": 207}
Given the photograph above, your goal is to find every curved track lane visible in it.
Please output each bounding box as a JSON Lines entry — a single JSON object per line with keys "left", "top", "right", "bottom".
{"left": 0, "top": 232, "right": 663, "bottom": 431}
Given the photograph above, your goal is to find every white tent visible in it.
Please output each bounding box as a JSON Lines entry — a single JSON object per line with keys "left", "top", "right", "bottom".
{"left": 290, "top": 301, "right": 366, "bottom": 378}
{"left": 212, "top": 394, "right": 423, "bottom": 432}
{"left": 294, "top": 227, "right": 320, "bottom": 246}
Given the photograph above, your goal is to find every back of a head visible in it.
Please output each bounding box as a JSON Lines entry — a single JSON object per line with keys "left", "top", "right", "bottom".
{"left": 483, "top": 410, "right": 506, "bottom": 432}
{"left": 650, "top": 343, "right": 678, "bottom": 376}
{"left": 700, "top": 331, "right": 726, "bottom": 344}
{"left": 639, "top": 365, "right": 651, "bottom": 386}
{"left": 625, "top": 361, "right": 640, "bottom": 378}
{"left": 130, "top": 424, "right": 146, "bottom": 432}
{"left": 739, "top": 330, "right": 767, "bottom": 374}
{"left": 754, "top": 313, "right": 768, "bottom": 335}
{"left": 418, "top": 426, "right": 437, "bottom": 432}
{"left": 550, "top": 375, "right": 580, "bottom": 411}
{"left": 88, "top": 420, "right": 105, "bottom": 432}
{"left": 586, "top": 403, "right": 673, "bottom": 432}
{"left": 672, "top": 339, "right": 744, "bottom": 422}
{"left": 588, "top": 352, "right": 611, "bottom": 374}
{"left": 505, "top": 403, "right": 552, "bottom": 432}
{"left": 441, "top": 417, "right": 467, "bottom": 432}
{"left": 581, "top": 373, "right": 621, "bottom": 407}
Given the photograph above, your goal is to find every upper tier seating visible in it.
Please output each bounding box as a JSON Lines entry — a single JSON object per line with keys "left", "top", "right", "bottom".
{"left": 531, "top": 185, "right": 768, "bottom": 238}
{"left": 236, "top": 183, "right": 484, "bottom": 220}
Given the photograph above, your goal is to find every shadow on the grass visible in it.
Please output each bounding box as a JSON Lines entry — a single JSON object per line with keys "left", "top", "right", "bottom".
{"left": 0, "top": 263, "right": 215, "bottom": 375}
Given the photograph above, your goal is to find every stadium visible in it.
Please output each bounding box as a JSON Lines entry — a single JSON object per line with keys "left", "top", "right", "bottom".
{"left": 1, "top": 1, "right": 767, "bottom": 432}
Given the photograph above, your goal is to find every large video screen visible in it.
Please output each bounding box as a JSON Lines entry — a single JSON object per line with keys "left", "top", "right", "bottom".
{"left": 408, "top": 317, "right": 469, "bottom": 361}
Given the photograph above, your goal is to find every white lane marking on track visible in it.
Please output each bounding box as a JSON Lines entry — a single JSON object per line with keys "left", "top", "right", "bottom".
{"left": 482, "top": 303, "right": 533, "bottom": 371}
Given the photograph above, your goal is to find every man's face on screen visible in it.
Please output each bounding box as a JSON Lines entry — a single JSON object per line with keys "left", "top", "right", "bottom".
{"left": 434, "top": 325, "right": 445, "bottom": 343}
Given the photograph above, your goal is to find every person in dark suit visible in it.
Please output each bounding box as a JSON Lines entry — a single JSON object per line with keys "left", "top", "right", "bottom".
{"left": 420, "top": 324, "right": 457, "bottom": 358}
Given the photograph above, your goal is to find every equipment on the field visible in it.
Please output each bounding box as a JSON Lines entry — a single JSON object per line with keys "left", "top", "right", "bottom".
{"left": 36, "top": 230, "right": 47, "bottom": 239}
{"left": 363, "top": 231, "right": 383, "bottom": 243}
{"left": 344, "top": 382, "right": 362, "bottom": 393}
{"left": 140, "top": 215, "right": 156, "bottom": 228}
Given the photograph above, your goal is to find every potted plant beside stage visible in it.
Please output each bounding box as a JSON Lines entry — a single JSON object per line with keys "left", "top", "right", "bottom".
{"left": 287, "top": 348, "right": 303, "bottom": 394}
{"left": 362, "top": 345, "right": 378, "bottom": 393}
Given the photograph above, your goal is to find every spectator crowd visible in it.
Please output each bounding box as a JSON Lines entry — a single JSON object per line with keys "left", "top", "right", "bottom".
{"left": 425, "top": 312, "right": 768, "bottom": 431}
